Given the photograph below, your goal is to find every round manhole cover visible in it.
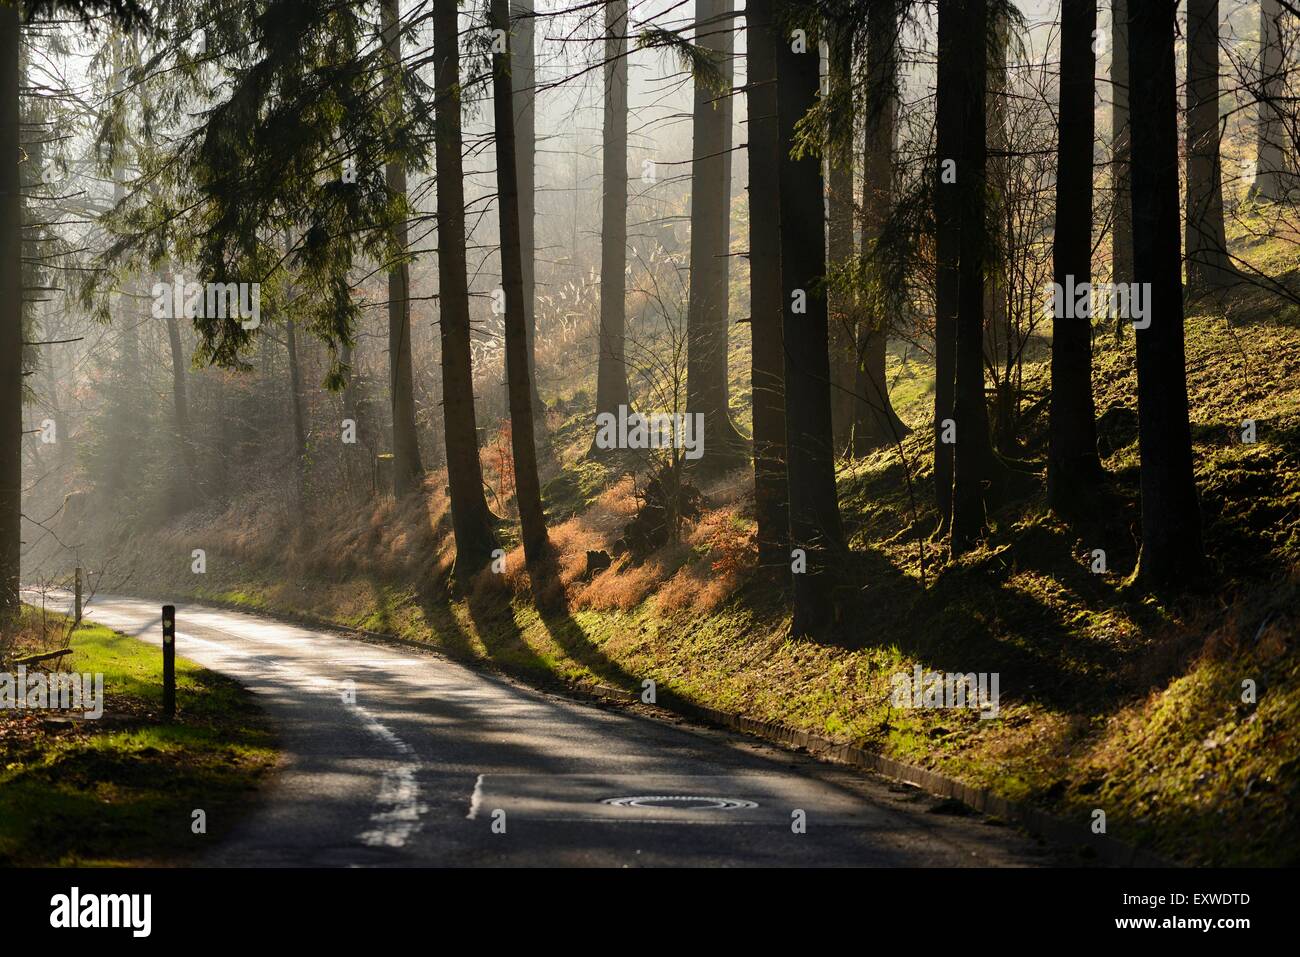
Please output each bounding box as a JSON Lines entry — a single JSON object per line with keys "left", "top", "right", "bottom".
{"left": 600, "top": 795, "right": 759, "bottom": 810}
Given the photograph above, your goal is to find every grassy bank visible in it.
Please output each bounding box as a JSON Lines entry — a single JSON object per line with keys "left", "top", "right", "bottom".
{"left": 0, "top": 607, "right": 276, "bottom": 866}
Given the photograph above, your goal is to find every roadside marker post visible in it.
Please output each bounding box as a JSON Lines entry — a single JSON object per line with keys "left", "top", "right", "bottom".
{"left": 73, "top": 567, "right": 82, "bottom": 626}
{"left": 162, "top": 605, "right": 176, "bottom": 720}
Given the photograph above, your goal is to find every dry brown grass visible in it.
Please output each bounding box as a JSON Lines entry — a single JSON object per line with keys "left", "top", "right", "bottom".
{"left": 594, "top": 474, "right": 639, "bottom": 523}
{"left": 576, "top": 551, "right": 680, "bottom": 611}
{"left": 652, "top": 504, "right": 754, "bottom": 614}
{"left": 149, "top": 470, "right": 456, "bottom": 587}
{"left": 453, "top": 464, "right": 755, "bottom": 615}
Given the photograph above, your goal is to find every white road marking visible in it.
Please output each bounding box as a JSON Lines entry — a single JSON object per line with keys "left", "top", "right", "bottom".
{"left": 467, "top": 773, "right": 487, "bottom": 821}
{"left": 358, "top": 765, "right": 424, "bottom": 848}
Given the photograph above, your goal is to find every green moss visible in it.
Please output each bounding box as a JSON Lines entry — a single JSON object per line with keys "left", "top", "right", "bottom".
{"left": 543, "top": 457, "right": 615, "bottom": 523}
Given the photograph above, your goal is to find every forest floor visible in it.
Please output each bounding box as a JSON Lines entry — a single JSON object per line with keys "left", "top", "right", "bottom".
{"left": 0, "top": 606, "right": 276, "bottom": 865}
{"left": 37, "top": 217, "right": 1300, "bottom": 866}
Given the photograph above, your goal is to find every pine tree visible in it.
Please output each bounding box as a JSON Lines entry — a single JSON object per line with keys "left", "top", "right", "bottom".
{"left": 591, "top": 0, "right": 631, "bottom": 448}
{"left": 435, "top": 0, "right": 498, "bottom": 581}
{"left": 933, "top": 0, "right": 963, "bottom": 530}
{"left": 827, "top": 24, "right": 856, "bottom": 455}
{"left": 1129, "top": 0, "right": 1206, "bottom": 586}
{"left": 1111, "top": 0, "right": 1134, "bottom": 288}
{"left": 490, "top": 0, "right": 549, "bottom": 568}
{"left": 776, "top": 10, "right": 845, "bottom": 637}
{"left": 381, "top": 0, "right": 424, "bottom": 497}
{"left": 510, "top": 0, "right": 546, "bottom": 435}
{"left": 685, "top": 0, "right": 746, "bottom": 470}
{"left": 745, "top": 0, "right": 788, "bottom": 570}
{"left": 1251, "top": 0, "right": 1289, "bottom": 201}
{"left": 950, "top": 0, "right": 996, "bottom": 557}
{"left": 0, "top": 5, "right": 21, "bottom": 619}
{"left": 1185, "top": 0, "right": 1239, "bottom": 291}
{"left": 1047, "top": 0, "right": 1103, "bottom": 514}
{"left": 855, "top": 0, "right": 910, "bottom": 456}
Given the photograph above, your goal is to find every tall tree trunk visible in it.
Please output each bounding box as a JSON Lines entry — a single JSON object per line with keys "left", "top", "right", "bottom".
{"left": 381, "top": 0, "right": 424, "bottom": 497}
{"left": 1048, "top": 0, "right": 1103, "bottom": 514}
{"left": 950, "top": 0, "right": 995, "bottom": 557}
{"left": 745, "top": 0, "right": 788, "bottom": 570}
{"left": 686, "top": 0, "right": 745, "bottom": 469}
{"left": 339, "top": 336, "right": 359, "bottom": 496}
{"left": 113, "top": 36, "right": 137, "bottom": 379}
{"left": 510, "top": 0, "right": 545, "bottom": 430}
{"left": 854, "top": 0, "right": 909, "bottom": 456}
{"left": 933, "top": 0, "right": 963, "bottom": 530}
{"left": 285, "top": 317, "right": 307, "bottom": 469}
{"left": 1185, "top": 0, "right": 1238, "bottom": 291}
{"left": 0, "top": 7, "right": 21, "bottom": 618}
{"left": 435, "top": 0, "right": 498, "bottom": 580}
{"left": 777, "top": 11, "right": 845, "bottom": 638}
{"left": 282, "top": 229, "right": 308, "bottom": 493}
{"left": 104, "top": 34, "right": 136, "bottom": 500}
{"left": 986, "top": 10, "right": 1014, "bottom": 453}
{"left": 987, "top": 8, "right": 1008, "bottom": 382}
{"left": 1129, "top": 0, "right": 1206, "bottom": 586}
{"left": 827, "top": 27, "right": 856, "bottom": 456}
{"left": 591, "top": 0, "right": 630, "bottom": 446}
{"left": 491, "top": 0, "right": 549, "bottom": 568}
{"left": 1253, "top": 0, "right": 1289, "bottom": 201}
{"left": 164, "top": 305, "right": 197, "bottom": 513}
{"left": 1111, "top": 0, "right": 1134, "bottom": 287}
{"left": 340, "top": 338, "right": 358, "bottom": 427}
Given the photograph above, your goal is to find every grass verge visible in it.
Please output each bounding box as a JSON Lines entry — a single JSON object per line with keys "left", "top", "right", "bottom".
{"left": 0, "top": 606, "right": 277, "bottom": 866}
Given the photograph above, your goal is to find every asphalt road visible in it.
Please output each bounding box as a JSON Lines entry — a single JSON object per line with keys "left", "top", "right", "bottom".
{"left": 29, "top": 590, "right": 1056, "bottom": 867}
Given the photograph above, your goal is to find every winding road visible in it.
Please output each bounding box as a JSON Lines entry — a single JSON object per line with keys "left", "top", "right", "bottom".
{"left": 27, "top": 590, "right": 1055, "bottom": 867}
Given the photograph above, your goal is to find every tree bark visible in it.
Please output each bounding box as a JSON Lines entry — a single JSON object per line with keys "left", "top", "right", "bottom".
{"left": 686, "top": 0, "right": 745, "bottom": 468}
{"left": 281, "top": 228, "right": 308, "bottom": 498}
{"left": 933, "top": 0, "right": 963, "bottom": 530}
{"left": 777, "top": 12, "right": 845, "bottom": 638}
{"left": 511, "top": 0, "right": 546, "bottom": 430}
{"left": 745, "top": 0, "right": 788, "bottom": 570}
{"left": 164, "top": 305, "right": 197, "bottom": 513}
{"left": 950, "top": 0, "right": 995, "bottom": 557}
{"left": 1129, "top": 0, "right": 1206, "bottom": 586}
{"left": 0, "top": 6, "right": 21, "bottom": 618}
{"left": 381, "top": 0, "right": 424, "bottom": 497}
{"left": 591, "top": 0, "right": 631, "bottom": 445}
{"left": 1111, "top": 0, "right": 1134, "bottom": 286}
{"left": 827, "top": 27, "right": 855, "bottom": 456}
{"left": 1185, "top": 0, "right": 1238, "bottom": 291}
{"left": 491, "top": 0, "right": 549, "bottom": 568}
{"left": 103, "top": 35, "right": 137, "bottom": 500}
{"left": 339, "top": 336, "right": 360, "bottom": 496}
{"left": 984, "top": 9, "right": 1009, "bottom": 405}
{"left": 854, "top": 0, "right": 909, "bottom": 456}
{"left": 1047, "top": 0, "right": 1103, "bottom": 514}
{"left": 1252, "top": 0, "right": 1289, "bottom": 201}
{"left": 436, "top": 0, "right": 498, "bottom": 579}
{"left": 285, "top": 317, "right": 307, "bottom": 469}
